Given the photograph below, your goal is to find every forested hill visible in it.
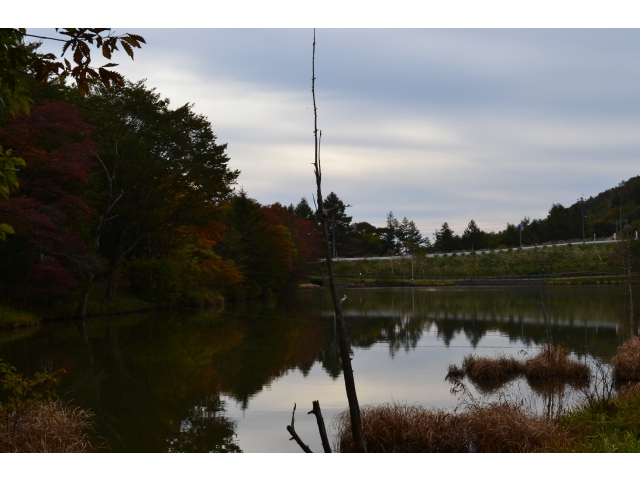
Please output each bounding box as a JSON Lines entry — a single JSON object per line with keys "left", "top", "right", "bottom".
{"left": 580, "top": 175, "right": 640, "bottom": 238}
{"left": 286, "top": 175, "right": 640, "bottom": 257}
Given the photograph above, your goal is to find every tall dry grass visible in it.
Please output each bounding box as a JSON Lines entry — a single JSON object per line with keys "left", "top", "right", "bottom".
{"left": 0, "top": 401, "right": 95, "bottom": 452}
{"left": 612, "top": 336, "right": 640, "bottom": 383}
{"left": 462, "top": 354, "right": 524, "bottom": 383}
{"left": 333, "top": 401, "right": 564, "bottom": 453}
{"left": 524, "top": 345, "right": 590, "bottom": 383}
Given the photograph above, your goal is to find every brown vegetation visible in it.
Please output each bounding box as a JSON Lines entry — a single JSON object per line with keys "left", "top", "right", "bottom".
{"left": 445, "top": 364, "right": 465, "bottom": 380}
{"left": 612, "top": 336, "right": 640, "bottom": 383}
{"left": 333, "top": 401, "right": 563, "bottom": 453}
{"left": 462, "top": 354, "right": 524, "bottom": 383}
{"left": 524, "top": 345, "right": 590, "bottom": 383}
{"left": 0, "top": 400, "right": 96, "bottom": 452}
{"left": 448, "top": 346, "right": 590, "bottom": 391}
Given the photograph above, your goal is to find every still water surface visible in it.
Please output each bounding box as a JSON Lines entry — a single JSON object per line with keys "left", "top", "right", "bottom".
{"left": 0, "top": 286, "right": 637, "bottom": 452}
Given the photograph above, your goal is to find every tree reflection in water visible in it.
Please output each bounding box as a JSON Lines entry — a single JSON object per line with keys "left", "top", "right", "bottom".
{"left": 0, "top": 285, "right": 636, "bottom": 451}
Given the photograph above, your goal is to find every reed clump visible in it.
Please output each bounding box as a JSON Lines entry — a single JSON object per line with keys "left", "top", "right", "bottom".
{"left": 445, "top": 364, "right": 465, "bottom": 381}
{"left": 333, "top": 401, "right": 562, "bottom": 453}
{"left": 0, "top": 400, "right": 95, "bottom": 452}
{"left": 333, "top": 403, "right": 466, "bottom": 453}
{"left": 611, "top": 336, "right": 640, "bottom": 383}
{"left": 462, "top": 354, "right": 524, "bottom": 383}
{"left": 524, "top": 345, "right": 590, "bottom": 383}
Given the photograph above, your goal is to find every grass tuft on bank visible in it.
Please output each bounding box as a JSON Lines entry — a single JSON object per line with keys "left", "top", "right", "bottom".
{"left": 0, "top": 400, "right": 96, "bottom": 453}
{"left": 0, "top": 305, "right": 40, "bottom": 329}
{"left": 338, "top": 338, "right": 640, "bottom": 452}
{"left": 559, "top": 383, "right": 640, "bottom": 453}
{"left": 334, "top": 401, "right": 562, "bottom": 453}
{"left": 612, "top": 336, "right": 640, "bottom": 383}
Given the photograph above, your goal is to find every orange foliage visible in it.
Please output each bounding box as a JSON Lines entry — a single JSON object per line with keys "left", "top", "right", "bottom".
{"left": 261, "top": 203, "right": 323, "bottom": 275}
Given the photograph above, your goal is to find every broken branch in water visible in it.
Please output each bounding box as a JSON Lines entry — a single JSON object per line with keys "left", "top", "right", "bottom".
{"left": 308, "top": 400, "right": 332, "bottom": 453}
{"left": 286, "top": 403, "right": 312, "bottom": 453}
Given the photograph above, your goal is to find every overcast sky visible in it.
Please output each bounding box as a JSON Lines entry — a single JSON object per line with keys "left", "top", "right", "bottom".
{"left": 28, "top": 28, "right": 640, "bottom": 240}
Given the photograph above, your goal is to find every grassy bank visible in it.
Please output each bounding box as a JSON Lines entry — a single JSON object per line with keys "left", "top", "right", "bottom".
{"left": 335, "top": 337, "right": 640, "bottom": 452}
{"left": 0, "top": 281, "right": 160, "bottom": 329}
{"left": 0, "top": 305, "right": 39, "bottom": 329}
{"left": 316, "top": 244, "right": 622, "bottom": 283}
{"left": 559, "top": 384, "right": 640, "bottom": 452}
{"left": 334, "top": 386, "right": 640, "bottom": 452}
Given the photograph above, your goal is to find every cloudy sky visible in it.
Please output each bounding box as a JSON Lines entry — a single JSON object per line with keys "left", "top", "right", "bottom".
{"left": 28, "top": 27, "right": 640, "bottom": 240}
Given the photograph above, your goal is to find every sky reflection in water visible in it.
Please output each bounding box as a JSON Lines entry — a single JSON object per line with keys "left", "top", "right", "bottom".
{"left": 0, "top": 286, "right": 636, "bottom": 452}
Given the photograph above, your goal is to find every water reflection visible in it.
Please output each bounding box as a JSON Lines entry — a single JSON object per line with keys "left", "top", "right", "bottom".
{"left": 0, "top": 285, "right": 636, "bottom": 452}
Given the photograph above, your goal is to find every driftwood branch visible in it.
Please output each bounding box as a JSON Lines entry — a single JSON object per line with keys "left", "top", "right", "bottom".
{"left": 286, "top": 403, "right": 312, "bottom": 453}
{"left": 308, "top": 400, "right": 332, "bottom": 453}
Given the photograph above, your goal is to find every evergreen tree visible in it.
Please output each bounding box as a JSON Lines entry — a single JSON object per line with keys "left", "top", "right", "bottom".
{"left": 219, "top": 189, "right": 295, "bottom": 296}
{"left": 461, "top": 219, "right": 485, "bottom": 250}
{"left": 398, "top": 217, "right": 424, "bottom": 253}
{"left": 293, "top": 197, "right": 314, "bottom": 221}
{"left": 323, "top": 192, "right": 352, "bottom": 257}
{"left": 434, "top": 222, "right": 460, "bottom": 252}
{"left": 382, "top": 211, "right": 400, "bottom": 254}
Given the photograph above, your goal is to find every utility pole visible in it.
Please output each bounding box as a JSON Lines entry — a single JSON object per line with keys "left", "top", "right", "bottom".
{"left": 625, "top": 218, "right": 634, "bottom": 334}
{"left": 579, "top": 195, "right": 585, "bottom": 244}
{"left": 519, "top": 223, "right": 523, "bottom": 248}
{"left": 332, "top": 213, "right": 336, "bottom": 258}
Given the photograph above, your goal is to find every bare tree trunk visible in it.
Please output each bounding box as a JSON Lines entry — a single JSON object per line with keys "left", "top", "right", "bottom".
{"left": 311, "top": 30, "right": 367, "bottom": 453}
{"left": 105, "top": 257, "right": 121, "bottom": 303}
{"left": 21, "top": 247, "right": 37, "bottom": 308}
{"left": 308, "top": 400, "right": 331, "bottom": 453}
{"left": 75, "top": 270, "right": 95, "bottom": 318}
{"left": 76, "top": 154, "right": 123, "bottom": 316}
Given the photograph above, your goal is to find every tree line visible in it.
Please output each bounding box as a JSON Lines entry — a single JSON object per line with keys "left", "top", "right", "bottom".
{"left": 285, "top": 176, "right": 640, "bottom": 258}
{"left": 3, "top": 29, "right": 639, "bottom": 313}
{"left": 1, "top": 30, "right": 324, "bottom": 311}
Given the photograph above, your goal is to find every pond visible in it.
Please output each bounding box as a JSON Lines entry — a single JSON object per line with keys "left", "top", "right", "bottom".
{"left": 0, "top": 285, "right": 637, "bottom": 452}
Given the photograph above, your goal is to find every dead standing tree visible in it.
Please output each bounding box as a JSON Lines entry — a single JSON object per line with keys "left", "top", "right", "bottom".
{"left": 285, "top": 30, "right": 367, "bottom": 453}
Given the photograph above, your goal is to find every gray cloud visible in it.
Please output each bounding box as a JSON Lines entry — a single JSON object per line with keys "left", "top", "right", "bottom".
{"left": 27, "top": 28, "right": 640, "bottom": 238}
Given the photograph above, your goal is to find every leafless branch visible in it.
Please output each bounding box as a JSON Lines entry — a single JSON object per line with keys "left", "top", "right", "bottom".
{"left": 286, "top": 404, "right": 312, "bottom": 453}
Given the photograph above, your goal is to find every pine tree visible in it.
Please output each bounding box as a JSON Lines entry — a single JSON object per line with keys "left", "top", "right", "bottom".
{"left": 323, "top": 192, "right": 352, "bottom": 256}
{"left": 434, "top": 222, "right": 460, "bottom": 252}
{"left": 399, "top": 217, "right": 424, "bottom": 253}
{"left": 461, "top": 219, "right": 485, "bottom": 250}
{"left": 293, "top": 197, "right": 314, "bottom": 221}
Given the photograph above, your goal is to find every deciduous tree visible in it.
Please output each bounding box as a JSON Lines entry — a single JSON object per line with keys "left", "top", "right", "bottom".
{"left": 83, "top": 81, "right": 238, "bottom": 301}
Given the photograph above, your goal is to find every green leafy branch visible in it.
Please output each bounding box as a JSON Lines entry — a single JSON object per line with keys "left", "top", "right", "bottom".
{"left": 0, "top": 359, "right": 65, "bottom": 427}
{"left": 30, "top": 28, "right": 146, "bottom": 96}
